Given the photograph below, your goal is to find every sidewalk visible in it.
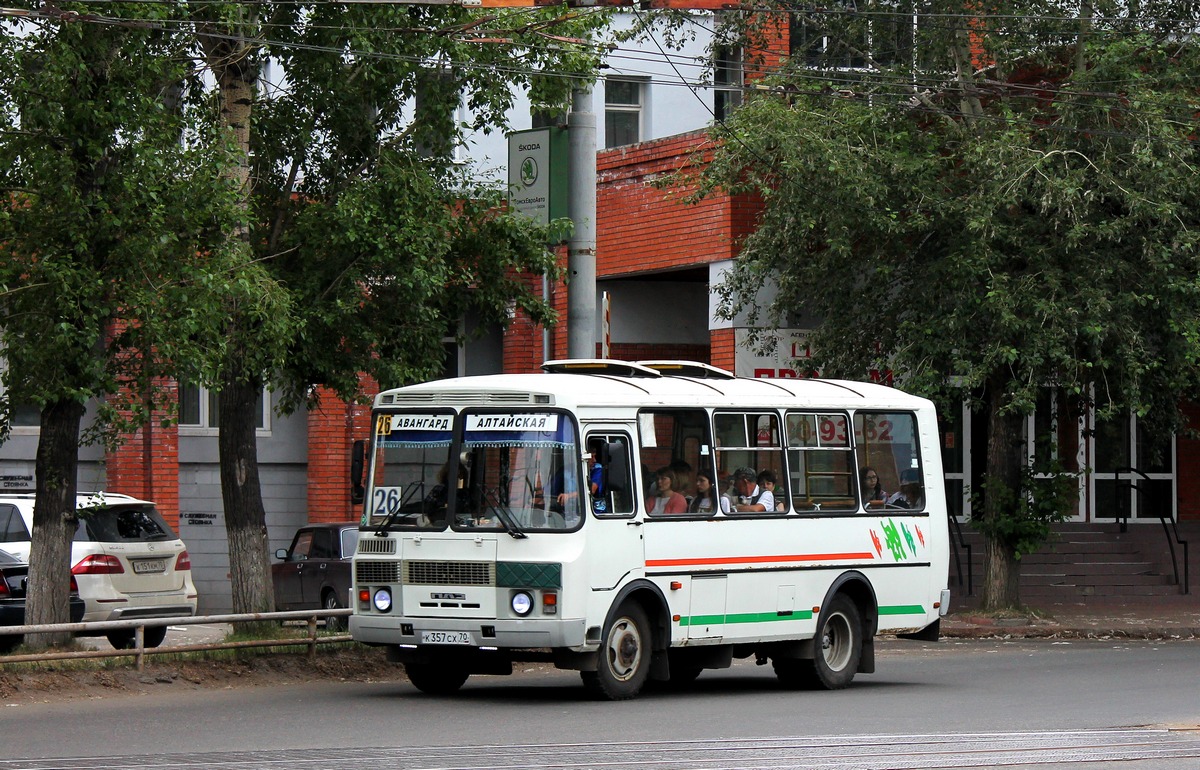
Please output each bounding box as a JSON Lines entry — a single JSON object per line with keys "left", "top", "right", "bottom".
{"left": 941, "top": 598, "right": 1200, "bottom": 640}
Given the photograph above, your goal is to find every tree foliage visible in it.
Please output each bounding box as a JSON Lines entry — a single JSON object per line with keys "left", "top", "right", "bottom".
{"left": 699, "top": 7, "right": 1200, "bottom": 608}
{"left": 184, "top": 1, "right": 609, "bottom": 615}
{"left": 0, "top": 5, "right": 277, "bottom": 639}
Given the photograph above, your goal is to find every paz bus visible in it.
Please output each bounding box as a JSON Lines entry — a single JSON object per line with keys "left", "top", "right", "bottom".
{"left": 349, "top": 360, "right": 950, "bottom": 699}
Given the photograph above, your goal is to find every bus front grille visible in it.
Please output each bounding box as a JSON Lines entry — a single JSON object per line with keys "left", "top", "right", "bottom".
{"left": 356, "top": 538, "right": 397, "bottom": 555}
{"left": 356, "top": 561, "right": 402, "bottom": 583}
{"left": 405, "top": 561, "right": 495, "bottom": 586}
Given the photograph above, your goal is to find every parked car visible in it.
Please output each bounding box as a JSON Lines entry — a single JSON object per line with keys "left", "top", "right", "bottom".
{"left": 272, "top": 522, "right": 358, "bottom": 632}
{"left": 0, "top": 492, "right": 198, "bottom": 649}
{"left": 0, "top": 549, "right": 86, "bottom": 653}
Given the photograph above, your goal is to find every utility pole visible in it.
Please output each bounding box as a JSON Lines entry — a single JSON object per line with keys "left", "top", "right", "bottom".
{"left": 566, "top": 85, "right": 597, "bottom": 359}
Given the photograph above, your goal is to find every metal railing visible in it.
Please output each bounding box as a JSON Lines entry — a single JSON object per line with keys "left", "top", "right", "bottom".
{"left": 1115, "top": 467, "right": 1190, "bottom": 594}
{"left": 0, "top": 608, "right": 355, "bottom": 670}
{"left": 947, "top": 509, "right": 974, "bottom": 596}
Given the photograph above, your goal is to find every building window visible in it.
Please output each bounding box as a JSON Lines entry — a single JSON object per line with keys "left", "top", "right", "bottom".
{"left": 0, "top": 357, "right": 40, "bottom": 431}
{"left": 531, "top": 108, "right": 566, "bottom": 129}
{"left": 604, "top": 77, "right": 646, "bottom": 148}
{"left": 714, "top": 45, "right": 743, "bottom": 122}
{"left": 789, "top": 1, "right": 916, "bottom": 70}
{"left": 179, "top": 383, "right": 270, "bottom": 435}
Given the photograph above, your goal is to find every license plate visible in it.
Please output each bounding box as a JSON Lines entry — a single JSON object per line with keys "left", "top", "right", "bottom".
{"left": 132, "top": 559, "right": 165, "bottom": 574}
{"left": 421, "top": 631, "right": 473, "bottom": 645}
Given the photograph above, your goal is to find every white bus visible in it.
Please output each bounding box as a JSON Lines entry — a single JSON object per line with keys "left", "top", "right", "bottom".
{"left": 350, "top": 360, "right": 950, "bottom": 699}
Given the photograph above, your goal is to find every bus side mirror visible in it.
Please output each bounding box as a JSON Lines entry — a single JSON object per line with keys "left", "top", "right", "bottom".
{"left": 604, "top": 442, "right": 628, "bottom": 495}
{"left": 350, "top": 440, "right": 366, "bottom": 505}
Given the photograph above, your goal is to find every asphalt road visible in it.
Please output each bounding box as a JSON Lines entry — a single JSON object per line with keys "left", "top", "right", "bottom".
{"left": 4, "top": 637, "right": 1199, "bottom": 768}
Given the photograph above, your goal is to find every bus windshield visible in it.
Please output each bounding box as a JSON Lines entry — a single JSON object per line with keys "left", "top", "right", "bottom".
{"left": 458, "top": 412, "right": 582, "bottom": 532}
{"left": 365, "top": 410, "right": 583, "bottom": 532}
{"left": 366, "top": 412, "right": 455, "bottom": 530}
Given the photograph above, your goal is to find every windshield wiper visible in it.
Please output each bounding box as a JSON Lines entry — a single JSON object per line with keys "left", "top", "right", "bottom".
{"left": 481, "top": 487, "right": 527, "bottom": 539}
{"left": 373, "top": 483, "right": 424, "bottom": 537}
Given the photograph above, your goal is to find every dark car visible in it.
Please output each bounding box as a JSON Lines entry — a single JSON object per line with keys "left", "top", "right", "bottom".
{"left": 272, "top": 523, "right": 358, "bottom": 631}
{"left": 1, "top": 549, "right": 86, "bottom": 653}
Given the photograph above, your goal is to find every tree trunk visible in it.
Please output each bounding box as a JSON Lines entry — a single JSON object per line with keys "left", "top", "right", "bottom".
{"left": 217, "top": 367, "right": 275, "bottom": 623}
{"left": 980, "top": 374, "right": 1026, "bottom": 611}
{"left": 24, "top": 398, "right": 86, "bottom": 649}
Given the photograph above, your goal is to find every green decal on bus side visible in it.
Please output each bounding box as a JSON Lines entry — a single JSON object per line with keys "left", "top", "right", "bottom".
{"left": 678, "top": 605, "right": 926, "bottom": 626}
{"left": 679, "top": 610, "right": 814, "bottom": 627}
{"left": 878, "top": 605, "right": 926, "bottom": 615}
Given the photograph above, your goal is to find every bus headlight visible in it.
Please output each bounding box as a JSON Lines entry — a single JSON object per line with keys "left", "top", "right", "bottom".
{"left": 373, "top": 588, "right": 393, "bottom": 613}
{"left": 510, "top": 591, "right": 533, "bottom": 616}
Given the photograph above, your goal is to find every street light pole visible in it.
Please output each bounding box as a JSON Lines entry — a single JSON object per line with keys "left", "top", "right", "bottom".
{"left": 566, "top": 84, "right": 597, "bottom": 360}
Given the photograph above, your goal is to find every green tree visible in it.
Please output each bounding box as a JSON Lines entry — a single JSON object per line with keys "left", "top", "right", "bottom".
{"left": 186, "top": 2, "right": 608, "bottom": 616}
{"left": 0, "top": 4, "right": 278, "bottom": 644}
{"left": 699, "top": 12, "right": 1200, "bottom": 609}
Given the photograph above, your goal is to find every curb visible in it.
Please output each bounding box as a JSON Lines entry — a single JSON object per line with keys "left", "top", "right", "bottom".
{"left": 939, "top": 622, "right": 1200, "bottom": 641}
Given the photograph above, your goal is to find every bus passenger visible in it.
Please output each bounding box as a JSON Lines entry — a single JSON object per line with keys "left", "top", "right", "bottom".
{"left": 688, "top": 470, "right": 730, "bottom": 514}
{"left": 757, "top": 470, "right": 786, "bottom": 512}
{"left": 860, "top": 467, "right": 887, "bottom": 508}
{"left": 887, "top": 469, "right": 924, "bottom": 509}
{"left": 732, "top": 467, "right": 774, "bottom": 513}
{"left": 670, "top": 459, "right": 695, "bottom": 502}
{"left": 647, "top": 466, "right": 688, "bottom": 515}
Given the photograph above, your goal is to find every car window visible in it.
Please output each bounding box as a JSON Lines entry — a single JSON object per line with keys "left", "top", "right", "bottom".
{"left": 0, "top": 505, "right": 30, "bottom": 543}
{"left": 310, "top": 529, "right": 334, "bottom": 559}
{"left": 290, "top": 531, "right": 314, "bottom": 561}
{"left": 75, "top": 504, "right": 177, "bottom": 543}
{"left": 340, "top": 528, "right": 358, "bottom": 559}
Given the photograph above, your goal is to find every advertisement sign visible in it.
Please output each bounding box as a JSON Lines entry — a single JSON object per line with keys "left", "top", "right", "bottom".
{"left": 507, "top": 127, "right": 568, "bottom": 226}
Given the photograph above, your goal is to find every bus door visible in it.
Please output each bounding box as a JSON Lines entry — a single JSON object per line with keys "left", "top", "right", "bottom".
{"left": 583, "top": 429, "right": 642, "bottom": 592}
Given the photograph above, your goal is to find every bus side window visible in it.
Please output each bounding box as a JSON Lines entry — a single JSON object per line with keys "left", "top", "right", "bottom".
{"left": 785, "top": 412, "right": 856, "bottom": 513}
{"left": 637, "top": 409, "right": 710, "bottom": 516}
{"left": 714, "top": 411, "right": 785, "bottom": 514}
{"left": 854, "top": 411, "right": 923, "bottom": 511}
{"left": 588, "top": 434, "right": 635, "bottom": 516}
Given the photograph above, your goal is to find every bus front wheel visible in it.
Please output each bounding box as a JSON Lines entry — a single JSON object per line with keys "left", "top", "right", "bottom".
{"left": 405, "top": 663, "right": 469, "bottom": 695}
{"left": 775, "top": 595, "right": 862, "bottom": 690}
{"left": 581, "top": 602, "right": 651, "bottom": 700}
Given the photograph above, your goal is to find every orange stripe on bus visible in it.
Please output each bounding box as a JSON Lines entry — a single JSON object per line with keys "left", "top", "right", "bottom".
{"left": 646, "top": 553, "right": 875, "bottom": 567}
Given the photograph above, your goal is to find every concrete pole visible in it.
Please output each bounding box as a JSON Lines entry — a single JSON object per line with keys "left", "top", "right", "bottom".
{"left": 566, "top": 85, "right": 597, "bottom": 360}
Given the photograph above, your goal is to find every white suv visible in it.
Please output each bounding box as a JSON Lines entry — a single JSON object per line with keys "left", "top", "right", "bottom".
{"left": 0, "top": 492, "right": 198, "bottom": 648}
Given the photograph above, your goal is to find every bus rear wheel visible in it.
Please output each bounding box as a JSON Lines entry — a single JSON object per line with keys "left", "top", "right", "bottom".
{"left": 581, "top": 602, "right": 651, "bottom": 700}
{"left": 405, "top": 663, "right": 469, "bottom": 695}
{"left": 775, "top": 595, "right": 862, "bottom": 690}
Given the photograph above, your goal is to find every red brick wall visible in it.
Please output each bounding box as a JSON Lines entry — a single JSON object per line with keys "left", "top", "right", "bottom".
{"left": 597, "top": 133, "right": 738, "bottom": 277}
{"left": 710, "top": 328, "right": 736, "bottom": 372}
{"left": 305, "top": 377, "right": 375, "bottom": 523}
{"left": 106, "top": 379, "right": 180, "bottom": 528}
{"left": 503, "top": 261, "right": 563, "bottom": 373}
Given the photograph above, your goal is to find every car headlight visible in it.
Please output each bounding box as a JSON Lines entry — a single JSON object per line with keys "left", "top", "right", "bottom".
{"left": 372, "top": 588, "right": 393, "bottom": 612}
{"left": 510, "top": 590, "right": 533, "bottom": 616}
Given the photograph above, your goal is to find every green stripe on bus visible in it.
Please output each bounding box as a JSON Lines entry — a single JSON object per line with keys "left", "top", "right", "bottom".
{"left": 678, "top": 605, "right": 925, "bottom": 626}
{"left": 678, "top": 610, "right": 814, "bottom": 627}
{"left": 878, "top": 604, "right": 926, "bottom": 615}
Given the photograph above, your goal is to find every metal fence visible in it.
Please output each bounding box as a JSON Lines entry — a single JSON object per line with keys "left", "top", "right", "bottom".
{"left": 0, "top": 608, "right": 354, "bottom": 670}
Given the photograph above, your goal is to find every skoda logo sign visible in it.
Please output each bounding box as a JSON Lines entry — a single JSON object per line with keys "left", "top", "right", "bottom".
{"left": 520, "top": 156, "right": 538, "bottom": 187}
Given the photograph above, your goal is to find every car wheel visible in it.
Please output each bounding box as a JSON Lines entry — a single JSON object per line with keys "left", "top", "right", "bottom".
{"left": 323, "top": 591, "right": 343, "bottom": 633}
{"left": 580, "top": 602, "right": 651, "bottom": 700}
{"left": 404, "top": 663, "right": 469, "bottom": 695}
{"left": 106, "top": 625, "right": 168, "bottom": 650}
